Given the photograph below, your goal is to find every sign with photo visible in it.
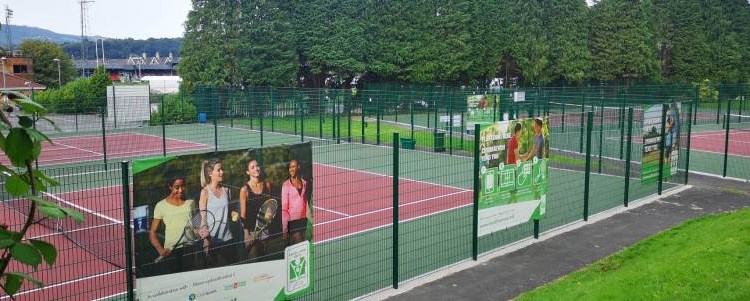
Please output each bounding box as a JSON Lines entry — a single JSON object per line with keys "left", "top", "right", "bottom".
{"left": 132, "top": 142, "right": 314, "bottom": 300}
{"left": 467, "top": 94, "right": 499, "bottom": 126}
{"left": 477, "top": 117, "right": 550, "bottom": 236}
{"left": 641, "top": 103, "right": 680, "bottom": 184}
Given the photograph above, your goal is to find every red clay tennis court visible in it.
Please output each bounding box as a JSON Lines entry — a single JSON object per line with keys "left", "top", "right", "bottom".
{"left": 0, "top": 132, "right": 211, "bottom": 167}
{"left": 1, "top": 163, "right": 471, "bottom": 300}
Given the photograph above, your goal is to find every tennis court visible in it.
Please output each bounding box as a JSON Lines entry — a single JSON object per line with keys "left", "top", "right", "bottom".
{"left": 0, "top": 144, "right": 472, "bottom": 300}
{"left": 0, "top": 132, "right": 211, "bottom": 167}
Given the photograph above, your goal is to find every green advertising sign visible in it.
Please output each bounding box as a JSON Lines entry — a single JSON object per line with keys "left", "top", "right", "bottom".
{"left": 467, "top": 94, "right": 499, "bottom": 125}
{"left": 641, "top": 103, "right": 681, "bottom": 184}
{"left": 477, "top": 117, "right": 550, "bottom": 237}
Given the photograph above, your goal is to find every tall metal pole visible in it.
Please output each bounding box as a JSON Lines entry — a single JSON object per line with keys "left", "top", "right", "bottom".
{"left": 1, "top": 57, "right": 6, "bottom": 93}
{"left": 54, "top": 58, "right": 62, "bottom": 88}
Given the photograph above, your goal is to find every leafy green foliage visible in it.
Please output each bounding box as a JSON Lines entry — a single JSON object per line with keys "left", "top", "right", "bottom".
{"left": 179, "top": 0, "right": 750, "bottom": 88}
{"left": 0, "top": 92, "right": 83, "bottom": 297}
{"left": 149, "top": 93, "right": 198, "bottom": 125}
{"left": 32, "top": 66, "right": 110, "bottom": 113}
{"left": 17, "top": 40, "right": 76, "bottom": 88}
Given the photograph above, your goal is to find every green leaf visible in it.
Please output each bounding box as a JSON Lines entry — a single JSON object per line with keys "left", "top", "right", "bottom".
{"left": 0, "top": 164, "right": 14, "bottom": 175}
{"left": 3, "top": 272, "right": 23, "bottom": 295}
{"left": 11, "top": 242, "right": 42, "bottom": 268}
{"left": 30, "top": 142, "right": 42, "bottom": 162}
{"left": 5, "top": 128, "right": 33, "bottom": 167}
{"left": 37, "top": 206, "right": 66, "bottom": 219}
{"left": 13, "top": 95, "right": 47, "bottom": 114}
{"left": 18, "top": 116, "right": 33, "bottom": 128}
{"left": 34, "top": 170, "right": 59, "bottom": 187}
{"left": 60, "top": 207, "right": 84, "bottom": 223}
{"left": 26, "top": 128, "right": 51, "bottom": 143}
{"left": 29, "top": 239, "right": 57, "bottom": 266}
{"left": 28, "top": 195, "right": 56, "bottom": 207}
{"left": 5, "top": 272, "right": 42, "bottom": 292}
{"left": 0, "top": 238, "right": 15, "bottom": 249}
{"left": 0, "top": 132, "right": 4, "bottom": 151}
{"left": 5, "top": 174, "right": 30, "bottom": 196}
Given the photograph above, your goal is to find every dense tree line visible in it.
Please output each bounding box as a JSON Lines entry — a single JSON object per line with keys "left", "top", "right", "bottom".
{"left": 179, "top": 0, "right": 750, "bottom": 88}
{"left": 61, "top": 38, "right": 182, "bottom": 60}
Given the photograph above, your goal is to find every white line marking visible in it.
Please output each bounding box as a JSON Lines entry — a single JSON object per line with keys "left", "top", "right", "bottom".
{"left": 313, "top": 206, "right": 351, "bottom": 217}
{"left": 314, "top": 190, "right": 471, "bottom": 227}
{"left": 54, "top": 141, "right": 104, "bottom": 156}
{"left": 0, "top": 269, "right": 123, "bottom": 300}
{"left": 26, "top": 222, "right": 122, "bottom": 240}
{"left": 42, "top": 192, "right": 123, "bottom": 224}
{"left": 314, "top": 162, "right": 471, "bottom": 192}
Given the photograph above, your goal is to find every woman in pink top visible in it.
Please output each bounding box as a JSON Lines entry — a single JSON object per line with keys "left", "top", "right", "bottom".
{"left": 281, "top": 159, "right": 308, "bottom": 244}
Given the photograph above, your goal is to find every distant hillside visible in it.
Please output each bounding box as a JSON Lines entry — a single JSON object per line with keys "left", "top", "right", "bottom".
{"left": 2, "top": 24, "right": 105, "bottom": 45}
{"left": 0, "top": 24, "right": 181, "bottom": 59}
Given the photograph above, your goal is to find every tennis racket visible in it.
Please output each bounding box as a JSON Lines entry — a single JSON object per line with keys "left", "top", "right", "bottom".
{"left": 248, "top": 198, "right": 278, "bottom": 249}
{"left": 154, "top": 209, "right": 215, "bottom": 263}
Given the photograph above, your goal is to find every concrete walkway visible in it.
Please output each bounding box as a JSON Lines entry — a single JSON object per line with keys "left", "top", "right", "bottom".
{"left": 367, "top": 175, "right": 750, "bottom": 301}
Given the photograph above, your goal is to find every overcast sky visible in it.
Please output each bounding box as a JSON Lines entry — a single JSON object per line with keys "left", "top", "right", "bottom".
{"left": 1, "top": 0, "right": 192, "bottom": 39}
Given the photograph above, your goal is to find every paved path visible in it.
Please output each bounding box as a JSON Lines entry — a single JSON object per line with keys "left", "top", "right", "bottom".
{"left": 371, "top": 175, "right": 750, "bottom": 301}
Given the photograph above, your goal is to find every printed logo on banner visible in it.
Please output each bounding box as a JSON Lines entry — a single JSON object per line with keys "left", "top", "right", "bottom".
{"left": 286, "top": 241, "right": 311, "bottom": 294}
{"left": 498, "top": 163, "right": 516, "bottom": 193}
{"left": 533, "top": 158, "right": 548, "bottom": 186}
{"left": 482, "top": 167, "right": 498, "bottom": 195}
{"left": 516, "top": 161, "right": 532, "bottom": 190}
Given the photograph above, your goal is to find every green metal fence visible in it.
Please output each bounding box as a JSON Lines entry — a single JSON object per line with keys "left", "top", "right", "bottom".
{"left": 2, "top": 83, "right": 740, "bottom": 300}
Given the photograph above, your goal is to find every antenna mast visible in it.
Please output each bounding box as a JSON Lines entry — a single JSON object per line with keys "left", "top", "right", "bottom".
{"left": 5, "top": 5, "right": 13, "bottom": 55}
{"left": 79, "top": 0, "right": 94, "bottom": 76}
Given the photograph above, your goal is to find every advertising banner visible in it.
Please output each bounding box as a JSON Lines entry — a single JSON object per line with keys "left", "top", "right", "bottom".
{"left": 477, "top": 117, "right": 550, "bottom": 236}
{"left": 642, "top": 103, "right": 680, "bottom": 183}
{"left": 467, "top": 94, "right": 499, "bottom": 126}
{"left": 132, "top": 143, "right": 314, "bottom": 300}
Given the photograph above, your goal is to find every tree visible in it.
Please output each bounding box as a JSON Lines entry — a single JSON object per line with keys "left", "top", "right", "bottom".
{"left": 542, "top": 0, "right": 591, "bottom": 83}
{"left": 590, "top": 0, "right": 659, "bottom": 82}
{"left": 17, "top": 40, "right": 76, "bottom": 87}
{"left": 0, "top": 92, "right": 83, "bottom": 297}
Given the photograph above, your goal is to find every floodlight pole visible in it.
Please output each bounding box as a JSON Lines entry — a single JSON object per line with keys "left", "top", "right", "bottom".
{"left": 54, "top": 58, "right": 62, "bottom": 88}
{"left": 1, "top": 57, "right": 7, "bottom": 93}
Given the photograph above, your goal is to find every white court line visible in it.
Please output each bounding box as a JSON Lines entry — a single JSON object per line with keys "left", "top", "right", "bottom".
{"left": 313, "top": 206, "right": 351, "bottom": 217}
{"left": 43, "top": 192, "right": 123, "bottom": 224}
{"left": 53, "top": 141, "right": 104, "bottom": 156}
{"left": 0, "top": 269, "right": 124, "bottom": 300}
{"left": 314, "top": 162, "right": 471, "bottom": 192}
{"left": 27, "top": 222, "right": 122, "bottom": 241}
{"left": 216, "top": 124, "right": 327, "bottom": 142}
{"left": 314, "top": 190, "right": 470, "bottom": 227}
{"left": 133, "top": 131, "right": 212, "bottom": 147}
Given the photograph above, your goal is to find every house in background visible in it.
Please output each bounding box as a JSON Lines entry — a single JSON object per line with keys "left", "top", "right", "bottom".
{"left": 0, "top": 51, "right": 46, "bottom": 95}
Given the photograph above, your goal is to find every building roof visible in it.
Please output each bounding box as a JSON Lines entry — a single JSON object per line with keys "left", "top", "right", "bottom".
{"left": 0, "top": 72, "right": 46, "bottom": 90}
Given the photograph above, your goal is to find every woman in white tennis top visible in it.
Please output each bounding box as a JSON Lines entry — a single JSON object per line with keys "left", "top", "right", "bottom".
{"left": 198, "top": 158, "right": 236, "bottom": 267}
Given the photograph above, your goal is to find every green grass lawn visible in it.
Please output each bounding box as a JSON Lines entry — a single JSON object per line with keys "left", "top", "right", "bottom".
{"left": 515, "top": 207, "right": 750, "bottom": 301}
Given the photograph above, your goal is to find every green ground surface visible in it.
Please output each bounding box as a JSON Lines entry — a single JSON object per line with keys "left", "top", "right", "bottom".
{"left": 516, "top": 208, "right": 750, "bottom": 301}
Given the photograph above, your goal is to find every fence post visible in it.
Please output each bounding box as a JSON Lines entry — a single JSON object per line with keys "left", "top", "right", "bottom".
{"left": 121, "top": 161, "right": 135, "bottom": 301}
{"left": 112, "top": 86, "right": 118, "bottom": 129}
{"left": 657, "top": 104, "right": 667, "bottom": 195}
{"left": 392, "top": 132, "right": 400, "bottom": 289}
{"left": 377, "top": 98, "right": 381, "bottom": 145}
{"left": 214, "top": 94, "right": 219, "bottom": 152}
{"left": 598, "top": 98, "right": 604, "bottom": 174}
{"left": 561, "top": 103, "right": 566, "bottom": 132}
{"left": 449, "top": 94, "right": 454, "bottom": 155}
{"left": 579, "top": 97, "right": 586, "bottom": 153}
{"left": 472, "top": 124, "right": 480, "bottom": 259}
{"left": 161, "top": 95, "right": 166, "bottom": 157}
{"left": 271, "top": 91, "right": 276, "bottom": 132}
{"left": 619, "top": 95, "right": 626, "bottom": 159}
{"left": 319, "top": 90, "right": 323, "bottom": 139}
{"left": 410, "top": 102, "right": 415, "bottom": 139}
{"left": 101, "top": 105, "right": 108, "bottom": 168}
{"left": 684, "top": 101, "right": 693, "bottom": 184}
{"left": 723, "top": 112, "right": 731, "bottom": 178}
{"left": 348, "top": 93, "right": 352, "bottom": 142}
{"left": 583, "top": 111, "right": 593, "bottom": 221}
{"left": 260, "top": 97, "right": 265, "bottom": 147}
{"left": 300, "top": 98, "right": 305, "bottom": 143}
{"left": 624, "top": 108, "right": 633, "bottom": 207}
{"left": 361, "top": 96, "right": 366, "bottom": 144}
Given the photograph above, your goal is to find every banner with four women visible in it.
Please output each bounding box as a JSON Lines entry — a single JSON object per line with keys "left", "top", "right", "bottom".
{"left": 477, "top": 118, "right": 550, "bottom": 236}
{"left": 131, "top": 142, "right": 314, "bottom": 300}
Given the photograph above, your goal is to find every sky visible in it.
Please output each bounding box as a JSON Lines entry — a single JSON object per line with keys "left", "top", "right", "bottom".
{"left": 1, "top": 0, "right": 192, "bottom": 39}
